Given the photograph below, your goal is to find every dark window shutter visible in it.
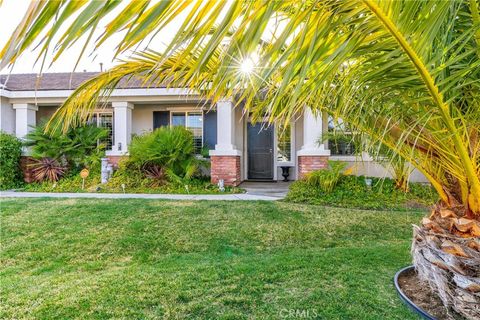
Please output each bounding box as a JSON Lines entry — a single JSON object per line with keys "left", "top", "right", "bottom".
{"left": 153, "top": 111, "right": 170, "bottom": 129}
{"left": 203, "top": 110, "right": 217, "bottom": 150}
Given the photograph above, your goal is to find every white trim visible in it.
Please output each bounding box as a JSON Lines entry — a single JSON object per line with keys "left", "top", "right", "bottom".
{"left": 274, "top": 122, "right": 296, "bottom": 180}
{"left": 297, "top": 149, "right": 331, "bottom": 156}
{"left": 112, "top": 101, "right": 134, "bottom": 109}
{"left": 168, "top": 110, "right": 204, "bottom": 154}
{"left": 330, "top": 152, "right": 374, "bottom": 162}
{"left": 212, "top": 100, "right": 238, "bottom": 154}
{"left": 13, "top": 103, "right": 37, "bottom": 141}
{"left": 329, "top": 155, "right": 358, "bottom": 161}
{"left": 273, "top": 124, "right": 277, "bottom": 180}
{"left": 90, "top": 111, "right": 114, "bottom": 151}
{"left": 112, "top": 102, "right": 134, "bottom": 153}
{"left": 106, "top": 150, "right": 129, "bottom": 156}
{"left": 1, "top": 87, "right": 198, "bottom": 99}
{"left": 12, "top": 104, "right": 38, "bottom": 111}
{"left": 209, "top": 149, "right": 242, "bottom": 156}
{"left": 243, "top": 117, "right": 248, "bottom": 181}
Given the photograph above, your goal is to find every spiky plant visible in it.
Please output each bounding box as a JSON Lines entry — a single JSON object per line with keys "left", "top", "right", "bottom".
{"left": 1, "top": 1, "right": 479, "bottom": 317}
{"left": 322, "top": 129, "right": 413, "bottom": 192}
{"left": 30, "top": 158, "right": 66, "bottom": 182}
{"left": 306, "top": 161, "right": 347, "bottom": 193}
{"left": 24, "top": 122, "right": 108, "bottom": 170}
{"left": 143, "top": 164, "right": 166, "bottom": 187}
{"left": 128, "top": 126, "right": 206, "bottom": 183}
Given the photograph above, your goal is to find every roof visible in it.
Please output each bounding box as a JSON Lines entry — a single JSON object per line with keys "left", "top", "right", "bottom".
{"left": 0, "top": 72, "right": 168, "bottom": 91}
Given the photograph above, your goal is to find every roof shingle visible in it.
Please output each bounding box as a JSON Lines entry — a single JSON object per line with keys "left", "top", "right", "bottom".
{"left": 0, "top": 72, "right": 168, "bottom": 91}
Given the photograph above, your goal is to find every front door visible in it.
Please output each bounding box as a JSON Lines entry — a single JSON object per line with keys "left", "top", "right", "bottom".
{"left": 247, "top": 122, "right": 274, "bottom": 180}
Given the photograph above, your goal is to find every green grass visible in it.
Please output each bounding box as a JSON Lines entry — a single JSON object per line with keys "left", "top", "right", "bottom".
{"left": 1, "top": 199, "right": 424, "bottom": 319}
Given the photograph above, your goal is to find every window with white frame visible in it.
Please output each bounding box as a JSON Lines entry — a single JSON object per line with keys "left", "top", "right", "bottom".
{"left": 277, "top": 123, "right": 292, "bottom": 162}
{"left": 88, "top": 112, "right": 113, "bottom": 150}
{"left": 171, "top": 111, "right": 203, "bottom": 154}
{"left": 328, "top": 117, "right": 357, "bottom": 156}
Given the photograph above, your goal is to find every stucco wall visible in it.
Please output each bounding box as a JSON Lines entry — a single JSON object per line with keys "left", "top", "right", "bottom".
{"left": 234, "top": 107, "right": 244, "bottom": 153}
{"left": 0, "top": 96, "right": 15, "bottom": 134}
{"left": 330, "top": 156, "right": 429, "bottom": 183}
{"left": 131, "top": 104, "right": 206, "bottom": 136}
{"left": 294, "top": 115, "right": 304, "bottom": 154}
{"left": 36, "top": 106, "right": 58, "bottom": 124}
{"left": 233, "top": 106, "right": 245, "bottom": 180}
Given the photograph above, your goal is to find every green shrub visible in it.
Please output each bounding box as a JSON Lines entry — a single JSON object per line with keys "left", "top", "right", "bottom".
{"left": 306, "top": 160, "right": 347, "bottom": 192}
{"left": 23, "top": 164, "right": 243, "bottom": 194}
{"left": 24, "top": 123, "right": 108, "bottom": 170}
{"left": 106, "top": 164, "right": 153, "bottom": 191}
{"left": 0, "top": 132, "right": 23, "bottom": 189}
{"left": 23, "top": 167, "right": 102, "bottom": 193}
{"left": 285, "top": 174, "right": 438, "bottom": 211}
{"left": 128, "top": 126, "right": 207, "bottom": 182}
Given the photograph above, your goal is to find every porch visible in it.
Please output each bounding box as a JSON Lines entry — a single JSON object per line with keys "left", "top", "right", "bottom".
{"left": 209, "top": 100, "right": 330, "bottom": 186}
{"left": 6, "top": 93, "right": 331, "bottom": 187}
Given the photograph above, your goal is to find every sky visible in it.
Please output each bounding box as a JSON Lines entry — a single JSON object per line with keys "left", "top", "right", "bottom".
{"left": 0, "top": 0, "right": 182, "bottom": 74}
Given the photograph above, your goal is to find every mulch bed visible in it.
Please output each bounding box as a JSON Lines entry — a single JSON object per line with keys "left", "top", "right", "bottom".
{"left": 397, "top": 268, "right": 466, "bottom": 320}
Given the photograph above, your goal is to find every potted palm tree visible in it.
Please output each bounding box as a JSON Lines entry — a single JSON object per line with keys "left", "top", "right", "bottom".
{"left": 2, "top": 0, "right": 479, "bottom": 318}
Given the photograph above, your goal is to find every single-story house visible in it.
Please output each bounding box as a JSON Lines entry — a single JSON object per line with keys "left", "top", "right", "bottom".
{"left": 0, "top": 72, "right": 427, "bottom": 185}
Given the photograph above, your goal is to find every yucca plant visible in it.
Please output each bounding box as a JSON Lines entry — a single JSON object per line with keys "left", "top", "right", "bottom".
{"left": 30, "top": 157, "right": 66, "bottom": 182}
{"left": 143, "top": 164, "right": 166, "bottom": 187}
{"left": 1, "top": 0, "right": 479, "bottom": 317}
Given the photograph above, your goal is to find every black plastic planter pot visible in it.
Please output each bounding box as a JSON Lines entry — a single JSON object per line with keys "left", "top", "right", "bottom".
{"left": 394, "top": 265, "right": 437, "bottom": 320}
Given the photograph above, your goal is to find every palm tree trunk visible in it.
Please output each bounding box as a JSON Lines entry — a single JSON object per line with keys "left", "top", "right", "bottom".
{"left": 412, "top": 206, "right": 480, "bottom": 319}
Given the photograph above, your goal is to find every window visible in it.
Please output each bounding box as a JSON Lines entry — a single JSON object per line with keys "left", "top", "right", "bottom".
{"left": 88, "top": 112, "right": 113, "bottom": 150}
{"left": 277, "top": 123, "right": 292, "bottom": 162}
{"left": 171, "top": 111, "right": 203, "bottom": 154}
{"left": 171, "top": 112, "right": 186, "bottom": 127}
{"left": 328, "top": 117, "right": 357, "bottom": 156}
{"left": 187, "top": 113, "right": 203, "bottom": 154}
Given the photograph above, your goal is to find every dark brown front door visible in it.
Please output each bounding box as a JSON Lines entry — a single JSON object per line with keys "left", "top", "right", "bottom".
{"left": 247, "top": 122, "right": 274, "bottom": 180}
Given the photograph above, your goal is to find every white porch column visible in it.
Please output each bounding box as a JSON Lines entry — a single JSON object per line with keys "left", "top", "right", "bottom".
{"left": 209, "top": 100, "right": 241, "bottom": 156}
{"left": 111, "top": 102, "right": 134, "bottom": 155}
{"left": 297, "top": 108, "right": 330, "bottom": 179}
{"left": 13, "top": 103, "right": 38, "bottom": 139}
{"left": 209, "top": 100, "right": 242, "bottom": 186}
{"left": 297, "top": 108, "right": 330, "bottom": 156}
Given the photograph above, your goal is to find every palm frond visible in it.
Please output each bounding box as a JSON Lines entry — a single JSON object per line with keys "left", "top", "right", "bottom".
{"left": 2, "top": 0, "right": 479, "bottom": 214}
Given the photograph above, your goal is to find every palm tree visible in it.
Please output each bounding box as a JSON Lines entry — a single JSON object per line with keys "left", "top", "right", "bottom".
{"left": 2, "top": 1, "right": 479, "bottom": 317}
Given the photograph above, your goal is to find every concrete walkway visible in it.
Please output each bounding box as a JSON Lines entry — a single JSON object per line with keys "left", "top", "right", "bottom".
{"left": 0, "top": 191, "right": 282, "bottom": 201}
{"left": 239, "top": 181, "right": 292, "bottom": 198}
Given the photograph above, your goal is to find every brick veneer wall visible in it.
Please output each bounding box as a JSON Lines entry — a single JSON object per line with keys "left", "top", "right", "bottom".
{"left": 298, "top": 156, "right": 329, "bottom": 179}
{"left": 106, "top": 155, "right": 125, "bottom": 168}
{"left": 210, "top": 155, "right": 241, "bottom": 186}
{"left": 20, "top": 156, "right": 36, "bottom": 183}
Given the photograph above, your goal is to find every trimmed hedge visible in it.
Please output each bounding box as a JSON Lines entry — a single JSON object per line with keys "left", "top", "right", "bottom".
{"left": 0, "top": 132, "right": 23, "bottom": 189}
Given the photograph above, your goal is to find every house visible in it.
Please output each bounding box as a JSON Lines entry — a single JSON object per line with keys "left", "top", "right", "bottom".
{"left": 0, "top": 72, "right": 427, "bottom": 185}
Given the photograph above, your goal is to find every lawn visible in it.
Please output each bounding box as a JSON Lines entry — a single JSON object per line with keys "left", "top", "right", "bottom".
{"left": 1, "top": 198, "right": 424, "bottom": 319}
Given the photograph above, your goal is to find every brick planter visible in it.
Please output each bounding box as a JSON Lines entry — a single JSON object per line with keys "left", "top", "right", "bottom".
{"left": 106, "top": 155, "right": 125, "bottom": 168}
{"left": 298, "top": 156, "right": 329, "bottom": 179}
{"left": 20, "top": 156, "right": 36, "bottom": 183}
{"left": 210, "top": 155, "right": 241, "bottom": 186}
